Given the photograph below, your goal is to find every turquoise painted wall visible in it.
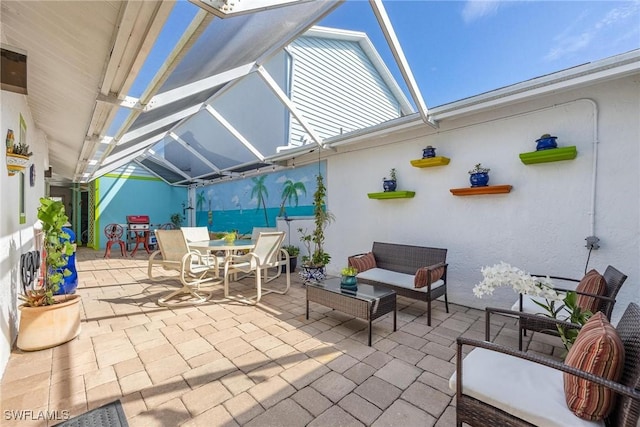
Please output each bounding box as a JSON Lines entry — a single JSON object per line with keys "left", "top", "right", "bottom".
{"left": 195, "top": 162, "right": 326, "bottom": 234}
{"left": 96, "top": 165, "right": 187, "bottom": 249}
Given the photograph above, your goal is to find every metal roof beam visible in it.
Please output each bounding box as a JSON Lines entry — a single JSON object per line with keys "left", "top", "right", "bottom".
{"left": 168, "top": 131, "right": 222, "bottom": 173}
{"left": 117, "top": 104, "right": 201, "bottom": 145}
{"left": 146, "top": 62, "right": 256, "bottom": 111}
{"left": 256, "top": 65, "right": 323, "bottom": 147}
{"left": 144, "top": 153, "right": 193, "bottom": 180}
{"left": 369, "top": 0, "right": 437, "bottom": 129}
{"left": 203, "top": 104, "right": 266, "bottom": 161}
{"left": 105, "top": 133, "right": 167, "bottom": 165}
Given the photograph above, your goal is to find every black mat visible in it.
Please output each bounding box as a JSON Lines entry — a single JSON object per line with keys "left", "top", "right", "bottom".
{"left": 54, "top": 400, "right": 129, "bottom": 427}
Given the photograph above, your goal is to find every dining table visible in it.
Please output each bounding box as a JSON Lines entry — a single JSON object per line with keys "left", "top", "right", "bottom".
{"left": 189, "top": 239, "right": 256, "bottom": 282}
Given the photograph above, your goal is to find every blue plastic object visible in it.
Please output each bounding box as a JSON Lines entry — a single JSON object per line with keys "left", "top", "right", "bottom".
{"left": 55, "top": 227, "right": 78, "bottom": 295}
{"left": 469, "top": 172, "right": 490, "bottom": 187}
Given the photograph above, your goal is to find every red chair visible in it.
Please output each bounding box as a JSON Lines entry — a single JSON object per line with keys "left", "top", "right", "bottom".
{"left": 104, "top": 224, "right": 126, "bottom": 258}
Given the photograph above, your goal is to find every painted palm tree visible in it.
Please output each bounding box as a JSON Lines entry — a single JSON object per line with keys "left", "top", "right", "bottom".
{"left": 196, "top": 191, "right": 206, "bottom": 211}
{"left": 278, "top": 179, "right": 306, "bottom": 217}
{"left": 251, "top": 175, "right": 270, "bottom": 226}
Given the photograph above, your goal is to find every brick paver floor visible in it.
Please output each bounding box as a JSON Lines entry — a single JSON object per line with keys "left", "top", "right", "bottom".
{"left": 1, "top": 247, "right": 564, "bottom": 426}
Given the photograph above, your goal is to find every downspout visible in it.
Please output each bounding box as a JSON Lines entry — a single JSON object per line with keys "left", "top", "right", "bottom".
{"left": 583, "top": 98, "right": 599, "bottom": 239}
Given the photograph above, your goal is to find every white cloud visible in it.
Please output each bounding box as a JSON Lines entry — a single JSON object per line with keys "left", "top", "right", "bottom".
{"left": 545, "top": 1, "right": 640, "bottom": 61}
{"left": 462, "top": 0, "right": 501, "bottom": 23}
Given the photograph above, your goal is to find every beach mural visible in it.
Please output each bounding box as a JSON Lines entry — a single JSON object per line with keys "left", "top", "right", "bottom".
{"left": 195, "top": 161, "right": 326, "bottom": 234}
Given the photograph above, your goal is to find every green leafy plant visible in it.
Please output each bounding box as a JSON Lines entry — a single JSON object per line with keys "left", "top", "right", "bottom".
{"left": 468, "top": 163, "right": 490, "bottom": 174}
{"left": 170, "top": 213, "right": 182, "bottom": 229}
{"left": 20, "top": 198, "right": 74, "bottom": 307}
{"left": 282, "top": 245, "right": 300, "bottom": 257}
{"left": 383, "top": 168, "right": 397, "bottom": 181}
{"left": 341, "top": 266, "right": 358, "bottom": 276}
{"left": 223, "top": 231, "right": 237, "bottom": 243}
{"left": 299, "top": 174, "right": 334, "bottom": 267}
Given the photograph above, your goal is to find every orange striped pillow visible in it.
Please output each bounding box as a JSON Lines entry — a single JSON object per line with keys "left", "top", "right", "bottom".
{"left": 348, "top": 252, "right": 376, "bottom": 273}
{"left": 576, "top": 270, "right": 606, "bottom": 313}
{"left": 414, "top": 263, "right": 445, "bottom": 289}
{"left": 563, "top": 312, "right": 624, "bottom": 420}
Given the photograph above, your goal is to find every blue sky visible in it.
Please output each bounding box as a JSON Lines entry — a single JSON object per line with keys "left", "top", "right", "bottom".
{"left": 320, "top": 1, "right": 640, "bottom": 107}
{"left": 110, "top": 0, "right": 639, "bottom": 135}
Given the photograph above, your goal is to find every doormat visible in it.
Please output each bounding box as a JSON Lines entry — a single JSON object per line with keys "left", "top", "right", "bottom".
{"left": 54, "top": 400, "right": 129, "bottom": 427}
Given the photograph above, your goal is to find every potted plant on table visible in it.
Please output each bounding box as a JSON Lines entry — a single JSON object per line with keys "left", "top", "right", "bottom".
{"left": 299, "top": 174, "right": 334, "bottom": 282}
{"left": 17, "top": 198, "right": 81, "bottom": 351}
{"left": 340, "top": 266, "right": 358, "bottom": 290}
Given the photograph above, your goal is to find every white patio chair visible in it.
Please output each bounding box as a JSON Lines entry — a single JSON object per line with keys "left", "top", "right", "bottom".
{"left": 181, "top": 226, "right": 224, "bottom": 277}
{"left": 223, "top": 231, "right": 290, "bottom": 304}
{"left": 147, "top": 229, "right": 215, "bottom": 307}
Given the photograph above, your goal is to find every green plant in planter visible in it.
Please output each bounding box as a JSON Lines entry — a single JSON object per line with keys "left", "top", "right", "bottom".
{"left": 299, "top": 174, "right": 334, "bottom": 268}
{"left": 21, "top": 198, "right": 74, "bottom": 307}
{"left": 282, "top": 245, "right": 300, "bottom": 257}
{"left": 170, "top": 213, "right": 183, "bottom": 229}
{"left": 341, "top": 266, "right": 358, "bottom": 277}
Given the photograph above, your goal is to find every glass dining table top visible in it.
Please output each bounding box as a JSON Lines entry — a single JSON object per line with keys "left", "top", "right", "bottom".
{"left": 189, "top": 239, "right": 255, "bottom": 250}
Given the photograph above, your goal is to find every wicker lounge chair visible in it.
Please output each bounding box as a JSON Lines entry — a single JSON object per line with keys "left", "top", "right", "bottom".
{"left": 487, "top": 265, "right": 627, "bottom": 350}
{"left": 452, "top": 303, "right": 640, "bottom": 426}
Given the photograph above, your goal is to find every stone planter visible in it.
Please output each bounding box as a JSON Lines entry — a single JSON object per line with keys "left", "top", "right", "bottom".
{"left": 17, "top": 295, "right": 81, "bottom": 351}
{"left": 299, "top": 265, "right": 326, "bottom": 282}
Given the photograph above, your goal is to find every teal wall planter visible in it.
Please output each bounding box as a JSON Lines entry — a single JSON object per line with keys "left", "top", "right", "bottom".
{"left": 519, "top": 146, "right": 577, "bottom": 164}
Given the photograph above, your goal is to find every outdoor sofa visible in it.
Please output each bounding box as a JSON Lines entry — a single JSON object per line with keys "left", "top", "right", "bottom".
{"left": 348, "top": 241, "right": 448, "bottom": 326}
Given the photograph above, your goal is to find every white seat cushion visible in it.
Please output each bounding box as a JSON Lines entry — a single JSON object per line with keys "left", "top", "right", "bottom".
{"left": 449, "top": 348, "right": 603, "bottom": 427}
{"left": 357, "top": 268, "right": 444, "bottom": 291}
{"left": 511, "top": 294, "right": 571, "bottom": 319}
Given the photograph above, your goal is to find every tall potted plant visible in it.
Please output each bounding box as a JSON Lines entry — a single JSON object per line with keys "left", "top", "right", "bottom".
{"left": 299, "top": 174, "right": 333, "bottom": 281}
{"left": 17, "top": 198, "right": 81, "bottom": 351}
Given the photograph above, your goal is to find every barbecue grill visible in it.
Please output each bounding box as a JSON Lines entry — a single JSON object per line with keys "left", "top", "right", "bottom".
{"left": 126, "top": 215, "right": 152, "bottom": 256}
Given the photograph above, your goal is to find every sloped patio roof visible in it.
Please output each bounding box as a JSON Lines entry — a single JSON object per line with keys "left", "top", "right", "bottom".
{"left": 1, "top": 0, "right": 431, "bottom": 186}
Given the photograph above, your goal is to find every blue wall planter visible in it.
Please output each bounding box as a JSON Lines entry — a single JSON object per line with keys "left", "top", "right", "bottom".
{"left": 383, "top": 179, "right": 397, "bottom": 192}
{"left": 469, "top": 172, "right": 490, "bottom": 187}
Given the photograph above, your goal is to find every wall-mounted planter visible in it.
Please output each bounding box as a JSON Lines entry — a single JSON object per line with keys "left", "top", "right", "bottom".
{"left": 410, "top": 157, "right": 450, "bottom": 168}
{"left": 6, "top": 152, "right": 30, "bottom": 176}
{"left": 450, "top": 185, "right": 512, "bottom": 196}
{"left": 519, "top": 146, "right": 577, "bottom": 165}
{"left": 368, "top": 191, "right": 415, "bottom": 199}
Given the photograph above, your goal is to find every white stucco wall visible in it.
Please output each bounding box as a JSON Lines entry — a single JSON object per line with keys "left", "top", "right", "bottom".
{"left": 323, "top": 74, "right": 639, "bottom": 324}
{"left": 0, "top": 90, "right": 47, "bottom": 378}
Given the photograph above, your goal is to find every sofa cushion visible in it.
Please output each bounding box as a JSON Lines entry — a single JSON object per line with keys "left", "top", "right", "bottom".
{"left": 349, "top": 252, "right": 377, "bottom": 273}
{"left": 358, "top": 268, "right": 444, "bottom": 292}
{"left": 414, "top": 263, "right": 445, "bottom": 288}
{"left": 449, "top": 348, "right": 604, "bottom": 427}
{"left": 575, "top": 270, "right": 606, "bottom": 313}
{"left": 512, "top": 295, "right": 572, "bottom": 319}
{"left": 563, "top": 312, "right": 624, "bottom": 420}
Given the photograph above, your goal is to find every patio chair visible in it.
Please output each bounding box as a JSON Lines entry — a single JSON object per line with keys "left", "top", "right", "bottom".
{"left": 487, "top": 265, "right": 627, "bottom": 350}
{"left": 181, "top": 226, "right": 224, "bottom": 277}
{"left": 147, "top": 229, "right": 215, "bottom": 307}
{"left": 103, "top": 223, "right": 126, "bottom": 258}
{"left": 223, "top": 231, "right": 290, "bottom": 305}
{"left": 452, "top": 303, "right": 640, "bottom": 427}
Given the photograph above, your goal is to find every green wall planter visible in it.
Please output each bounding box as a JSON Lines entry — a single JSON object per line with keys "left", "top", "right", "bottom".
{"left": 368, "top": 191, "right": 415, "bottom": 199}
{"left": 519, "top": 146, "right": 577, "bottom": 164}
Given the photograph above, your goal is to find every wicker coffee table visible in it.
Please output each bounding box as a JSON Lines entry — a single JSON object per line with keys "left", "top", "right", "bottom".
{"left": 306, "top": 278, "right": 396, "bottom": 346}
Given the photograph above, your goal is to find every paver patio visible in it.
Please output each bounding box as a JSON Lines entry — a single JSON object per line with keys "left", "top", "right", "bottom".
{"left": 1, "top": 247, "right": 564, "bottom": 426}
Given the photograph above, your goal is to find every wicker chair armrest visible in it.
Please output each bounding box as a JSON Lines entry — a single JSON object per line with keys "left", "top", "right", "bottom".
{"left": 485, "top": 307, "right": 581, "bottom": 341}
{"left": 530, "top": 274, "right": 580, "bottom": 283}
{"left": 424, "top": 261, "right": 447, "bottom": 270}
{"left": 456, "top": 337, "right": 640, "bottom": 401}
